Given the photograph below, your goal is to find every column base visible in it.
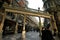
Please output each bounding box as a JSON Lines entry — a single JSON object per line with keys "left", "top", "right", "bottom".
{"left": 22, "top": 30, "right": 26, "bottom": 40}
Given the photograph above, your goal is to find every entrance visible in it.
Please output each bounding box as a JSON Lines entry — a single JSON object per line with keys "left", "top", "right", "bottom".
{"left": 17, "top": 14, "right": 24, "bottom": 33}
{"left": 2, "top": 19, "right": 16, "bottom": 35}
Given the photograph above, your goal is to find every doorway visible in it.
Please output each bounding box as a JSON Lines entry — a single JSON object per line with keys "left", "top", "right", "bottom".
{"left": 2, "top": 19, "right": 16, "bottom": 35}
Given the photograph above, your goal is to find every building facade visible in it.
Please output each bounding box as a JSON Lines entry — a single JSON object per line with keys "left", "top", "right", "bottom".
{"left": 0, "top": 0, "right": 40, "bottom": 36}
{"left": 43, "top": 0, "right": 60, "bottom": 36}
{"left": 44, "top": 18, "right": 50, "bottom": 27}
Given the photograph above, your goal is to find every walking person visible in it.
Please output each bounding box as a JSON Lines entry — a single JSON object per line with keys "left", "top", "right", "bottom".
{"left": 53, "top": 29, "right": 57, "bottom": 40}
{"left": 39, "top": 27, "right": 45, "bottom": 37}
{"left": 42, "top": 24, "right": 54, "bottom": 40}
{"left": 53, "top": 29, "right": 56, "bottom": 36}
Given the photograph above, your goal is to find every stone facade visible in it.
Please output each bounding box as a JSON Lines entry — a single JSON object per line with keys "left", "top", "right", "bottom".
{"left": 42, "top": 0, "right": 60, "bottom": 34}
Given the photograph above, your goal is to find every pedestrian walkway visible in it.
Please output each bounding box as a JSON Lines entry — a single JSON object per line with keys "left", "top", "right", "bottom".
{"left": 2, "top": 31, "right": 60, "bottom": 40}
{"left": 26, "top": 31, "right": 41, "bottom": 40}
{"left": 2, "top": 33, "right": 22, "bottom": 40}
{"left": 2, "top": 31, "right": 41, "bottom": 40}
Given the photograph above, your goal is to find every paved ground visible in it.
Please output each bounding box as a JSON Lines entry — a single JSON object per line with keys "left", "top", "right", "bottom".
{"left": 2, "top": 31, "right": 41, "bottom": 40}
{"left": 2, "top": 33, "right": 22, "bottom": 40}
{"left": 26, "top": 31, "right": 41, "bottom": 40}
{"left": 2, "top": 31, "right": 60, "bottom": 40}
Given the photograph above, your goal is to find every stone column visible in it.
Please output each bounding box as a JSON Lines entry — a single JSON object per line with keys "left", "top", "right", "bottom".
{"left": 50, "top": 16, "right": 54, "bottom": 33}
{"left": 15, "top": 14, "right": 18, "bottom": 34}
{"left": 0, "top": 12, "right": 6, "bottom": 40}
{"left": 39, "top": 17, "right": 42, "bottom": 37}
{"left": 39, "top": 17, "right": 42, "bottom": 30}
{"left": 15, "top": 22, "right": 18, "bottom": 34}
{"left": 22, "top": 15, "right": 26, "bottom": 40}
{"left": 50, "top": 15, "right": 58, "bottom": 33}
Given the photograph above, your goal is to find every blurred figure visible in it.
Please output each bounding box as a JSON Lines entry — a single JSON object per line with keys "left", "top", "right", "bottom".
{"left": 53, "top": 29, "right": 57, "bottom": 39}
{"left": 41, "top": 27, "right": 45, "bottom": 35}
{"left": 53, "top": 29, "right": 56, "bottom": 36}
{"left": 39, "top": 27, "right": 45, "bottom": 37}
{"left": 42, "top": 27, "right": 45, "bottom": 31}
{"left": 42, "top": 24, "right": 54, "bottom": 40}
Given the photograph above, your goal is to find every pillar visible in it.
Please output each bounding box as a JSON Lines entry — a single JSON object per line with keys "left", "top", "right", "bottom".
{"left": 38, "top": 7, "right": 42, "bottom": 31}
{"left": 22, "top": 15, "right": 26, "bottom": 40}
{"left": 39, "top": 17, "right": 42, "bottom": 30}
{"left": 50, "top": 15, "right": 58, "bottom": 34}
{"left": 15, "top": 14, "right": 18, "bottom": 34}
{"left": 39, "top": 17, "right": 42, "bottom": 36}
{"left": 50, "top": 16, "right": 54, "bottom": 33}
{"left": 0, "top": 12, "right": 6, "bottom": 40}
{"left": 15, "top": 22, "right": 18, "bottom": 34}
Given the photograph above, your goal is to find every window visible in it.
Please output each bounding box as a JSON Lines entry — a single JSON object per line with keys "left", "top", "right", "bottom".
{"left": 50, "top": 1, "right": 54, "bottom": 7}
{"left": 7, "top": 12, "right": 15, "bottom": 19}
{"left": 46, "top": 3, "right": 49, "bottom": 8}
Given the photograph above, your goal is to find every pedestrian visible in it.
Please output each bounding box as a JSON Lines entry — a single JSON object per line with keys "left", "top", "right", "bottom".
{"left": 41, "top": 27, "right": 45, "bottom": 35}
{"left": 39, "top": 27, "right": 45, "bottom": 37}
{"left": 42, "top": 24, "right": 54, "bottom": 40}
{"left": 53, "top": 29, "right": 56, "bottom": 36}
{"left": 53, "top": 29, "right": 57, "bottom": 39}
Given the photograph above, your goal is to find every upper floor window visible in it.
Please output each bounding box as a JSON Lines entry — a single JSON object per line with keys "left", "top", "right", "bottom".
{"left": 50, "top": 1, "right": 55, "bottom": 7}
{"left": 7, "top": 12, "right": 15, "bottom": 19}
{"left": 46, "top": 3, "right": 49, "bottom": 8}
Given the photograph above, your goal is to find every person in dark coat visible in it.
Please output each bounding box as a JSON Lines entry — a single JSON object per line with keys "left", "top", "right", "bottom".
{"left": 42, "top": 24, "right": 54, "bottom": 40}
